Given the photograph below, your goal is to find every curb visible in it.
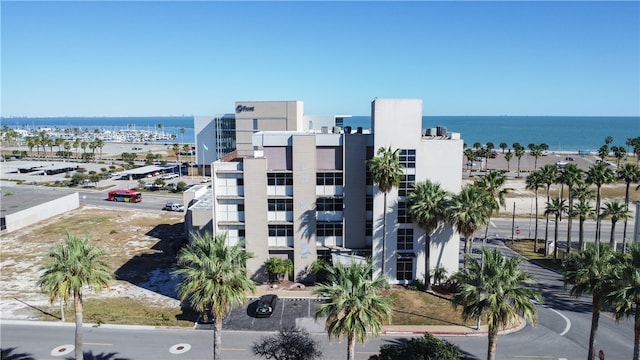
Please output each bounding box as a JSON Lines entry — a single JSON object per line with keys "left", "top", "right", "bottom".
{"left": 0, "top": 319, "right": 156, "bottom": 331}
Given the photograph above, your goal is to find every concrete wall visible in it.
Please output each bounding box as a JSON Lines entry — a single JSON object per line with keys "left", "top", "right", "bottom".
{"left": 292, "top": 135, "right": 318, "bottom": 282}
{"left": 4, "top": 192, "right": 79, "bottom": 233}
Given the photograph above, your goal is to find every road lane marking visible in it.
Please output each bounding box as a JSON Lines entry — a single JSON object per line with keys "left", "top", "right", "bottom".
{"left": 84, "top": 342, "right": 112, "bottom": 346}
{"left": 548, "top": 307, "right": 571, "bottom": 336}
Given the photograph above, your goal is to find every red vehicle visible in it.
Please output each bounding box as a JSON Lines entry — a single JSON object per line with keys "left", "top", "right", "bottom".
{"left": 107, "top": 189, "right": 142, "bottom": 203}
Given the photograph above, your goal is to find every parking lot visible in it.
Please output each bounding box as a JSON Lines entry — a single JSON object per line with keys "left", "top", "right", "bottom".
{"left": 196, "top": 297, "right": 327, "bottom": 333}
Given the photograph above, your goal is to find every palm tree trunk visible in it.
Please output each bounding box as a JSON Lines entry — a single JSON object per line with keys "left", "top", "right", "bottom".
{"left": 487, "top": 325, "right": 498, "bottom": 360}
{"left": 214, "top": 316, "right": 223, "bottom": 360}
{"left": 588, "top": 297, "right": 601, "bottom": 360}
{"left": 634, "top": 302, "right": 639, "bottom": 360}
{"left": 553, "top": 215, "right": 559, "bottom": 262}
{"left": 566, "top": 194, "right": 573, "bottom": 254}
{"left": 381, "top": 193, "right": 388, "bottom": 276}
{"left": 534, "top": 190, "right": 539, "bottom": 253}
{"left": 544, "top": 190, "right": 551, "bottom": 255}
{"left": 347, "top": 335, "right": 356, "bottom": 360}
{"left": 425, "top": 234, "right": 431, "bottom": 291}
{"left": 609, "top": 221, "right": 617, "bottom": 249}
{"left": 623, "top": 183, "right": 631, "bottom": 254}
{"left": 595, "top": 187, "right": 602, "bottom": 243}
{"left": 579, "top": 219, "right": 585, "bottom": 251}
{"left": 60, "top": 298, "right": 65, "bottom": 322}
{"left": 74, "top": 291, "right": 83, "bottom": 360}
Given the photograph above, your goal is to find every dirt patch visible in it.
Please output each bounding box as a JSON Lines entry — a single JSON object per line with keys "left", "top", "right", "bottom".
{"left": 0, "top": 206, "right": 186, "bottom": 320}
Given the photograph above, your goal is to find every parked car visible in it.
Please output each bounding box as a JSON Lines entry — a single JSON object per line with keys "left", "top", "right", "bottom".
{"left": 565, "top": 156, "right": 575, "bottom": 161}
{"left": 256, "top": 294, "right": 278, "bottom": 318}
{"left": 164, "top": 201, "right": 184, "bottom": 212}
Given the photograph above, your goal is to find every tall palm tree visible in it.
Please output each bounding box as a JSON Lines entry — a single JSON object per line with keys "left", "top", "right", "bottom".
{"left": 174, "top": 232, "right": 256, "bottom": 360}
{"left": 367, "top": 146, "right": 404, "bottom": 276}
{"left": 601, "top": 200, "right": 631, "bottom": 250}
{"left": 452, "top": 247, "right": 541, "bottom": 360}
{"left": 37, "top": 233, "right": 113, "bottom": 360}
{"left": 545, "top": 198, "right": 567, "bottom": 262}
{"left": 572, "top": 182, "right": 595, "bottom": 251}
{"left": 504, "top": 150, "right": 513, "bottom": 172}
{"left": 499, "top": 142, "right": 508, "bottom": 154}
{"left": 539, "top": 164, "right": 558, "bottom": 255}
{"left": 557, "top": 163, "right": 584, "bottom": 254}
{"left": 586, "top": 163, "right": 616, "bottom": 243}
{"left": 617, "top": 163, "right": 640, "bottom": 251}
{"left": 514, "top": 145, "right": 525, "bottom": 178}
{"left": 449, "top": 184, "right": 490, "bottom": 256}
{"left": 564, "top": 243, "right": 617, "bottom": 360}
{"left": 314, "top": 261, "right": 392, "bottom": 360}
{"left": 607, "top": 243, "right": 640, "bottom": 360}
{"left": 407, "top": 180, "right": 451, "bottom": 291}
{"left": 475, "top": 171, "right": 509, "bottom": 244}
{"left": 525, "top": 170, "right": 544, "bottom": 252}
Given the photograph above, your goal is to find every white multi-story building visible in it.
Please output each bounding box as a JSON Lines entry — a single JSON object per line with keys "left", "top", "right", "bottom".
{"left": 185, "top": 98, "right": 463, "bottom": 285}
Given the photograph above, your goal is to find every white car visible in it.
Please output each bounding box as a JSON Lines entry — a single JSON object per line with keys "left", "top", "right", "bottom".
{"left": 164, "top": 201, "right": 184, "bottom": 212}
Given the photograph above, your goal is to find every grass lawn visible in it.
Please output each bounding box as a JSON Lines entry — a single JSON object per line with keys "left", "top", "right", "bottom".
{"left": 389, "top": 287, "right": 477, "bottom": 327}
{"left": 505, "top": 238, "right": 565, "bottom": 272}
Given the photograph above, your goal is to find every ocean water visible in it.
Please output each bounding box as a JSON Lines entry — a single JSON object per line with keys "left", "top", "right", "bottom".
{"left": 2, "top": 116, "right": 638, "bottom": 152}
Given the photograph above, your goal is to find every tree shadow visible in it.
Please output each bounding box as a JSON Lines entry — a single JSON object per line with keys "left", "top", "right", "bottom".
{"left": 65, "top": 351, "right": 130, "bottom": 360}
{"left": 11, "top": 298, "right": 60, "bottom": 320}
{"left": 377, "top": 337, "right": 480, "bottom": 360}
{"left": 114, "top": 222, "right": 186, "bottom": 300}
{"left": 0, "top": 347, "right": 36, "bottom": 360}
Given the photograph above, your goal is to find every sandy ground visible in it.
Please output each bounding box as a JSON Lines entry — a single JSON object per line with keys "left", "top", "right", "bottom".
{"left": 0, "top": 207, "right": 184, "bottom": 320}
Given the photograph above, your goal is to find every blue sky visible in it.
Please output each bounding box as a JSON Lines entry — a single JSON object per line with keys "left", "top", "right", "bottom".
{"left": 2, "top": 1, "right": 639, "bottom": 117}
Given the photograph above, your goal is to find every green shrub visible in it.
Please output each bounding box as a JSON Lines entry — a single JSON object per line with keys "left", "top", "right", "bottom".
{"left": 369, "top": 333, "right": 462, "bottom": 360}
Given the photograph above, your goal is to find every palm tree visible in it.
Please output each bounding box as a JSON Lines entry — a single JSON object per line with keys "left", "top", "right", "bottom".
{"left": 407, "top": 180, "right": 451, "bottom": 291}
{"left": 617, "top": 163, "right": 640, "bottom": 251}
{"left": 545, "top": 198, "right": 567, "bottom": 262}
{"left": 314, "top": 261, "right": 392, "bottom": 360}
{"left": 525, "top": 170, "right": 544, "bottom": 252}
{"left": 613, "top": 146, "right": 627, "bottom": 167}
{"left": 572, "top": 182, "right": 595, "bottom": 251}
{"left": 367, "top": 146, "right": 404, "bottom": 276}
{"left": 499, "top": 142, "right": 508, "bottom": 154}
{"left": 514, "top": 144, "right": 525, "bottom": 178}
{"left": 557, "top": 163, "right": 583, "bottom": 254}
{"left": 601, "top": 200, "right": 631, "bottom": 250}
{"left": 94, "top": 138, "right": 104, "bottom": 160}
{"left": 586, "top": 163, "right": 616, "bottom": 243}
{"left": 37, "top": 233, "right": 113, "bottom": 360}
{"left": 607, "top": 243, "right": 640, "bottom": 360}
{"left": 475, "top": 171, "right": 509, "bottom": 243}
{"left": 174, "top": 232, "right": 256, "bottom": 360}
{"left": 528, "top": 144, "right": 543, "bottom": 169}
{"left": 539, "top": 164, "right": 557, "bottom": 255}
{"left": 452, "top": 247, "right": 541, "bottom": 360}
{"left": 449, "top": 184, "right": 490, "bottom": 256}
{"left": 564, "top": 243, "right": 617, "bottom": 360}
{"left": 504, "top": 150, "right": 513, "bottom": 172}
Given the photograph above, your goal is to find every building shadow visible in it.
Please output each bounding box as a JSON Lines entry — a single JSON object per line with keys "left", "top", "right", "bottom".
{"left": 114, "top": 222, "right": 186, "bottom": 300}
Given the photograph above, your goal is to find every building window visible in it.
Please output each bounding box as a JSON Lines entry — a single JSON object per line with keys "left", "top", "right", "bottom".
{"left": 397, "top": 228, "right": 414, "bottom": 250}
{"left": 268, "top": 225, "right": 293, "bottom": 237}
{"left": 239, "top": 229, "right": 245, "bottom": 238}
{"left": 268, "top": 199, "right": 293, "bottom": 211}
{"left": 365, "top": 221, "right": 372, "bottom": 236}
{"left": 365, "top": 196, "right": 373, "bottom": 211}
{"left": 268, "top": 173, "right": 293, "bottom": 186}
{"left": 366, "top": 171, "right": 373, "bottom": 186}
{"left": 396, "top": 258, "right": 414, "bottom": 281}
{"left": 316, "top": 197, "right": 343, "bottom": 212}
{"left": 317, "top": 222, "right": 343, "bottom": 236}
{"left": 238, "top": 203, "right": 245, "bottom": 212}
{"left": 400, "top": 149, "right": 416, "bottom": 168}
{"left": 237, "top": 178, "right": 244, "bottom": 186}
{"left": 397, "top": 201, "right": 411, "bottom": 224}
{"left": 316, "top": 172, "right": 343, "bottom": 186}
{"left": 398, "top": 174, "right": 415, "bottom": 197}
